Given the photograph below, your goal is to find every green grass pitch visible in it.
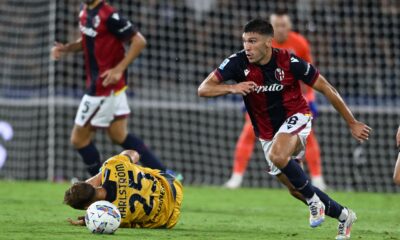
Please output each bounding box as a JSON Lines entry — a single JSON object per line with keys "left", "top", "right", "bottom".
{"left": 0, "top": 181, "right": 399, "bottom": 240}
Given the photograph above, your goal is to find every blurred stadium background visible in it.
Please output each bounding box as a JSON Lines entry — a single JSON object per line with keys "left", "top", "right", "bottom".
{"left": 0, "top": 0, "right": 399, "bottom": 192}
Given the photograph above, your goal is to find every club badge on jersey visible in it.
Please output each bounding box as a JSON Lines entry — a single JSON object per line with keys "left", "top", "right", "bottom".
{"left": 274, "top": 68, "right": 285, "bottom": 81}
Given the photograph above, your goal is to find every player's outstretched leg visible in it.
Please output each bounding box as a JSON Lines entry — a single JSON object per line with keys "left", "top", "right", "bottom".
{"left": 269, "top": 133, "right": 325, "bottom": 227}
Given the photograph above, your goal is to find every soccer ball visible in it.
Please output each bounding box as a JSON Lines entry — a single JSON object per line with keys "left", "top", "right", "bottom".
{"left": 85, "top": 200, "right": 121, "bottom": 234}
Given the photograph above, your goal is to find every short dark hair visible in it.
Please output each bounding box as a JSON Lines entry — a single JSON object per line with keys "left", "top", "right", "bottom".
{"left": 64, "top": 182, "right": 95, "bottom": 210}
{"left": 243, "top": 18, "right": 274, "bottom": 36}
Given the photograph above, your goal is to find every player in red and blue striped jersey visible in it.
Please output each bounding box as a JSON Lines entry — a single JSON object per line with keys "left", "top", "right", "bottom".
{"left": 51, "top": 0, "right": 168, "bottom": 176}
{"left": 199, "top": 19, "right": 371, "bottom": 239}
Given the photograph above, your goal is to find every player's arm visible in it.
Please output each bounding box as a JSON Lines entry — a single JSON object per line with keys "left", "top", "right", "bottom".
{"left": 102, "top": 12, "right": 146, "bottom": 87}
{"left": 312, "top": 75, "right": 372, "bottom": 142}
{"left": 102, "top": 32, "right": 146, "bottom": 87}
{"left": 67, "top": 216, "right": 86, "bottom": 226}
{"left": 393, "top": 126, "right": 400, "bottom": 185}
{"left": 198, "top": 72, "right": 257, "bottom": 97}
{"left": 50, "top": 38, "right": 83, "bottom": 60}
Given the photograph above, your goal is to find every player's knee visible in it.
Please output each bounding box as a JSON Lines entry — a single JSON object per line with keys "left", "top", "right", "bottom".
{"left": 268, "top": 151, "right": 287, "bottom": 168}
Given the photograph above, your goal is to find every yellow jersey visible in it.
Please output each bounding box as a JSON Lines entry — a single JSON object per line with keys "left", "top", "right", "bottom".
{"left": 100, "top": 154, "right": 183, "bottom": 228}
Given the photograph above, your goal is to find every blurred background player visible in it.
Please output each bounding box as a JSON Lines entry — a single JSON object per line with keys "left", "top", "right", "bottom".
{"left": 51, "top": 0, "right": 169, "bottom": 176}
{"left": 199, "top": 19, "right": 371, "bottom": 239}
{"left": 393, "top": 126, "right": 400, "bottom": 185}
{"left": 64, "top": 149, "right": 183, "bottom": 228}
{"left": 224, "top": 10, "right": 327, "bottom": 190}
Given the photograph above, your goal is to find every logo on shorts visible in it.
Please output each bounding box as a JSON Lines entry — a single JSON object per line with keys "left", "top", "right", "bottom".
{"left": 275, "top": 68, "right": 285, "bottom": 81}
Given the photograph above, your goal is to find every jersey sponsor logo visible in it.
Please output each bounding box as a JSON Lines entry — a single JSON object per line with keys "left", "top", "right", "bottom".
{"left": 244, "top": 69, "right": 250, "bottom": 76}
{"left": 290, "top": 57, "right": 299, "bottom": 63}
{"left": 218, "top": 59, "right": 230, "bottom": 70}
{"left": 79, "top": 23, "right": 98, "bottom": 37}
{"left": 93, "top": 15, "right": 100, "bottom": 28}
{"left": 274, "top": 68, "right": 285, "bottom": 81}
{"left": 254, "top": 84, "right": 284, "bottom": 93}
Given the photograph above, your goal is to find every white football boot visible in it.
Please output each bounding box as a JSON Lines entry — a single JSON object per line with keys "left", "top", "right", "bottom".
{"left": 309, "top": 200, "right": 325, "bottom": 227}
{"left": 336, "top": 208, "right": 357, "bottom": 240}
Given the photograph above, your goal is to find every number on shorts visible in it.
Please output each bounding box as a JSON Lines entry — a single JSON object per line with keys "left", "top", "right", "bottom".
{"left": 82, "top": 101, "right": 90, "bottom": 113}
{"left": 287, "top": 116, "right": 299, "bottom": 125}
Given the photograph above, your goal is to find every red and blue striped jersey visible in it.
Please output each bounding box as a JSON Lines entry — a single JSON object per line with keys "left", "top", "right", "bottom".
{"left": 79, "top": 1, "right": 137, "bottom": 96}
{"left": 215, "top": 48, "right": 319, "bottom": 140}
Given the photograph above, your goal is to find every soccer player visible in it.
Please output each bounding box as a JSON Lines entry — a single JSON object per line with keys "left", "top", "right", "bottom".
{"left": 51, "top": 0, "right": 168, "bottom": 176}
{"left": 64, "top": 149, "right": 183, "bottom": 228}
{"left": 198, "top": 19, "right": 371, "bottom": 239}
{"left": 393, "top": 126, "right": 400, "bottom": 185}
{"left": 224, "top": 10, "right": 327, "bottom": 190}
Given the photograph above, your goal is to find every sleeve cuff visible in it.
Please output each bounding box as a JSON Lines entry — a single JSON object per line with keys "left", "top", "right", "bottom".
{"left": 307, "top": 70, "right": 320, "bottom": 86}
{"left": 214, "top": 69, "right": 224, "bottom": 82}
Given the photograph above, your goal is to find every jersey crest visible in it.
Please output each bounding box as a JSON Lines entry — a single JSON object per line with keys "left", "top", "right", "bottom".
{"left": 274, "top": 68, "right": 285, "bottom": 81}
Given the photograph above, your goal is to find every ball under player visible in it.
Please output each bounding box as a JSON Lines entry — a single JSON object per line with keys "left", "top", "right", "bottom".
{"left": 393, "top": 126, "right": 400, "bottom": 185}
{"left": 51, "top": 0, "right": 169, "bottom": 176}
{"left": 198, "top": 19, "right": 371, "bottom": 239}
{"left": 224, "top": 10, "right": 327, "bottom": 191}
{"left": 64, "top": 149, "right": 183, "bottom": 228}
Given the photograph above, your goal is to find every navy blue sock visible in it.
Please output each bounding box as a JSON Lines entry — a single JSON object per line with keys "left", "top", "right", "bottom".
{"left": 313, "top": 186, "right": 344, "bottom": 219}
{"left": 120, "top": 133, "right": 166, "bottom": 171}
{"left": 280, "top": 159, "right": 315, "bottom": 199}
{"left": 77, "top": 142, "right": 101, "bottom": 176}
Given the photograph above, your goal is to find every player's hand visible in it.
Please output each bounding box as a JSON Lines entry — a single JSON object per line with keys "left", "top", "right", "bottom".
{"left": 67, "top": 216, "right": 86, "bottom": 226}
{"left": 231, "top": 82, "right": 257, "bottom": 96}
{"left": 101, "top": 67, "right": 123, "bottom": 87}
{"left": 349, "top": 121, "right": 372, "bottom": 143}
{"left": 396, "top": 126, "right": 400, "bottom": 147}
{"left": 51, "top": 42, "right": 66, "bottom": 61}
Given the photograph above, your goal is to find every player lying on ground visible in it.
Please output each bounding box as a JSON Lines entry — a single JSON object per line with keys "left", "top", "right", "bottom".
{"left": 51, "top": 0, "right": 169, "bottom": 177}
{"left": 198, "top": 19, "right": 371, "bottom": 240}
{"left": 393, "top": 126, "right": 400, "bottom": 185}
{"left": 64, "top": 150, "right": 183, "bottom": 228}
